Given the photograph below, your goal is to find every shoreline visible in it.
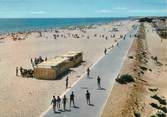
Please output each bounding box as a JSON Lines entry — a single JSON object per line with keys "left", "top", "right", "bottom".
{"left": 0, "top": 18, "right": 130, "bottom": 35}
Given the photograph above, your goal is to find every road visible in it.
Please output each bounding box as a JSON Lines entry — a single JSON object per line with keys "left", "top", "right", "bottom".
{"left": 40, "top": 25, "right": 139, "bottom": 117}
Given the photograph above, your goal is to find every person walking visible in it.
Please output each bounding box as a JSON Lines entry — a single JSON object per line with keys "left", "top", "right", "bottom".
{"left": 57, "top": 96, "right": 61, "bottom": 110}
{"left": 66, "top": 76, "right": 69, "bottom": 89}
{"left": 45, "top": 57, "right": 47, "bottom": 61}
{"left": 86, "top": 90, "right": 90, "bottom": 105}
{"left": 124, "top": 35, "right": 126, "bottom": 40}
{"left": 117, "top": 74, "right": 120, "bottom": 79}
{"left": 70, "top": 91, "right": 75, "bottom": 107}
{"left": 34, "top": 58, "right": 38, "bottom": 66}
{"left": 97, "top": 76, "right": 101, "bottom": 89}
{"left": 51, "top": 96, "right": 57, "bottom": 112}
{"left": 16, "top": 67, "right": 18, "bottom": 76}
{"left": 62, "top": 95, "right": 67, "bottom": 111}
{"left": 104, "top": 48, "right": 107, "bottom": 55}
{"left": 87, "top": 67, "right": 90, "bottom": 78}
{"left": 19, "top": 66, "right": 23, "bottom": 77}
{"left": 30, "top": 58, "right": 34, "bottom": 68}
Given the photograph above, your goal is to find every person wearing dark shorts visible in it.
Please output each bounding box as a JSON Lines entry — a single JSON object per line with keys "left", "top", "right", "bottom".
{"left": 62, "top": 95, "right": 67, "bottom": 111}
{"left": 86, "top": 90, "right": 90, "bottom": 105}
{"left": 57, "top": 96, "right": 61, "bottom": 110}
{"left": 51, "top": 96, "right": 57, "bottom": 112}
{"left": 104, "top": 48, "right": 107, "bottom": 55}
{"left": 87, "top": 67, "right": 90, "bottom": 78}
{"left": 70, "top": 91, "right": 75, "bottom": 107}
{"left": 97, "top": 76, "right": 101, "bottom": 89}
{"left": 66, "top": 76, "right": 69, "bottom": 89}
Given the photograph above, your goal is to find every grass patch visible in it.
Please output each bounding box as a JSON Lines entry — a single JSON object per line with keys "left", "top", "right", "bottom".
{"left": 128, "top": 56, "right": 134, "bottom": 59}
{"left": 134, "top": 112, "right": 141, "bottom": 117}
{"left": 150, "top": 102, "right": 159, "bottom": 109}
{"left": 150, "top": 102, "right": 167, "bottom": 113}
{"left": 150, "top": 115, "right": 157, "bottom": 117}
{"left": 151, "top": 111, "right": 166, "bottom": 117}
{"left": 151, "top": 95, "right": 166, "bottom": 105}
{"left": 148, "top": 88, "right": 158, "bottom": 92}
{"left": 139, "top": 66, "right": 148, "bottom": 71}
{"left": 116, "top": 74, "right": 135, "bottom": 84}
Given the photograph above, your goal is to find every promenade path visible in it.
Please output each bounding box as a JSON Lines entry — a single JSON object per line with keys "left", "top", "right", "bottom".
{"left": 40, "top": 24, "right": 139, "bottom": 117}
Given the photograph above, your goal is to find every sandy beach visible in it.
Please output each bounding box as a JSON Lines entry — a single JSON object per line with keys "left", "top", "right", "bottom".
{"left": 101, "top": 22, "right": 167, "bottom": 117}
{"left": 0, "top": 20, "right": 136, "bottom": 117}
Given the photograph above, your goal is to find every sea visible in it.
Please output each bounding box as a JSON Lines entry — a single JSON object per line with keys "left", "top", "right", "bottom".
{"left": 0, "top": 18, "right": 129, "bottom": 34}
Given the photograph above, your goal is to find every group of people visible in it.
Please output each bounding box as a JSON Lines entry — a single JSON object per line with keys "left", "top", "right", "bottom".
{"left": 52, "top": 29, "right": 119, "bottom": 41}
{"left": 53, "top": 34, "right": 67, "bottom": 39}
{"left": 30, "top": 56, "right": 47, "bottom": 68}
{"left": 51, "top": 90, "right": 91, "bottom": 113}
{"left": 16, "top": 66, "right": 34, "bottom": 78}
{"left": 51, "top": 91, "right": 77, "bottom": 112}
{"left": 15, "top": 56, "right": 48, "bottom": 78}
{"left": 51, "top": 68, "right": 101, "bottom": 113}
{"left": 103, "top": 34, "right": 127, "bottom": 55}
{"left": 87, "top": 68, "right": 102, "bottom": 89}
{"left": 51, "top": 95, "right": 62, "bottom": 112}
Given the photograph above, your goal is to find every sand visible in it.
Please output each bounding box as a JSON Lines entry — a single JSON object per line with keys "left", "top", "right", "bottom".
{"left": 0, "top": 20, "right": 136, "bottom": 117}
{"left": 101, "top": 22, "right": 167, "bottom": 117}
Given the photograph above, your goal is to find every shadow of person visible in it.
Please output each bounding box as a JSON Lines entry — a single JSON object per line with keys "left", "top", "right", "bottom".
{"left": 65, "top": 109, "right": 71, "bottom": 112}
{"left": 89, "top": 104, "right": 94, "bottom": 106}
{"left": 58, "top": 109, "right": 63, "bottom": 112}
{"left": 54, "top": 111, "right": 61, "bottom": 114}
{"left": 60, "top": 109, "right": 71, "bottom": 112}
{"left": 59, "top": 110, "right": 66, "bottom": 112}
{"left": 100, "top": 87, "right": 106, "bottom": 90}
{"left": 81, "top": 87, "right": 88, "bottom": 89}
{"left": 97, "top": 87, "right": 106, "bottom": 90}
{"left": 73, "top": 106, "right": 80, "bottom": 109}
{"left": 88, "top": 77, "right": 93, "bottom": 79}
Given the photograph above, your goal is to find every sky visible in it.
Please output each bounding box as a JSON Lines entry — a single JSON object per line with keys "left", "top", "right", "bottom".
{"left": 0, "top": 0, "right": 166, "bottom": 18}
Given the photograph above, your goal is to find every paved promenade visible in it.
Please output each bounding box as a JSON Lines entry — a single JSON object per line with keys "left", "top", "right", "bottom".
{"left": 41, "top": 25, "right": 139, "bottom": 117}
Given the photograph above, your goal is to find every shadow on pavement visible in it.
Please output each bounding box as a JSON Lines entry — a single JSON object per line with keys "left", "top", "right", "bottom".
{"left": 88, "top": 77, "right": 93, "bottom": 79}
{"left": 60, "top": 109, "right": 71, "bottom": 112}
{"left": 89, "top": 104, "right": 94, "bottom": 106}
{"left": 97, "top": 87, "right": 106, "bottom": 90}
{"left": 73, "top": 106, "right": 80, "bottom": 109}
{"left": 81, "top": 87, "right": 88, "bottom": 89}
{"left": 54, "top": 111, "right": 61, "bottom": 114}
{"left": 65, "top": 109, "right": 71, "bottom": 112}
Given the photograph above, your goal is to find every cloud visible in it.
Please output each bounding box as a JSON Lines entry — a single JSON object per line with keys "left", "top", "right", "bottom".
{"left": 130, "top": 9, "right": 167, "bottom": 13}
{"left": 97, "top": 8, "right": 167, "bottom": 14}
{"left": 97, "top": 6, "right": 128, "bottom": 13}
{"left": 113, "top": 7, "right": 127, "bottom": 10}
{"left": 97, "top": 9, "right": 113, "bottom": 13}
{"left": 30, "top": 11, "right": 47, "bottom": 15}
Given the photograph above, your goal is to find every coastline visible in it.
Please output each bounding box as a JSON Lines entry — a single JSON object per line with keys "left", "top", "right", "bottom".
{"left": 0, "top": 18, "right": 130, "bottom": 35}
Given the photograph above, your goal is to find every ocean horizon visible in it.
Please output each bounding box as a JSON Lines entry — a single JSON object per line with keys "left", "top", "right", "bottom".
{"left": 0, "top": 17, "right": 130, "bottom": 34}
